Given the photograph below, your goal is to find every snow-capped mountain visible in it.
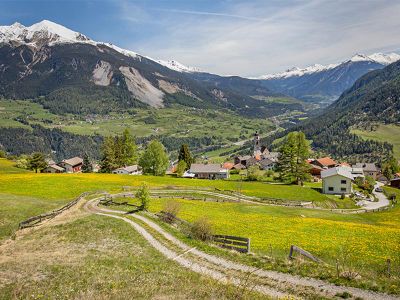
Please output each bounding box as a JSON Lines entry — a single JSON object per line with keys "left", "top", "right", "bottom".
{"left": 0, "top": 20, "right": 287, "bottom": 118}
{"left": 260, "top": 53, "right": 400, "bottom": 80}
{"left": 259, "top": 52, "right": 400, "bottom": 105}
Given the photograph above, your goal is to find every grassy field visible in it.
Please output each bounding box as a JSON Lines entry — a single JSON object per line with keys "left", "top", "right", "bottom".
{"left": 0, "top": 213, "right": 263, "bottom": 299}
{"left": 352, "top": 124, "right": 400, "bottom": 160}
{"left": 1, "top": 158, "right": 400, "bottom": 295}
{"left": 0, "top": 100, "right": 273, "bottom": 144}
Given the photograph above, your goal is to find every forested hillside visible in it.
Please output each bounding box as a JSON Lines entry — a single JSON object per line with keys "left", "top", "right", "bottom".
{"left": 265, "top": 60, "right": 400, "bottom": 162}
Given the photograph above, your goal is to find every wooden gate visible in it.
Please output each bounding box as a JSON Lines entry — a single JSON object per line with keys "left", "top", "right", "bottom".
{"left": 212, "top": 235, "right": 250, "bottom": 253}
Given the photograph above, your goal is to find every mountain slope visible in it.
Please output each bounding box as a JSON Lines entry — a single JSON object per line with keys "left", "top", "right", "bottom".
{"left": 259, "top": 53, "right": 400, "bottom": 106}
{"left": 0, "top": 20, "right": 301, "bottom": 118}
{"left": 293, "top": 60, "right": 400, "bottom": 162}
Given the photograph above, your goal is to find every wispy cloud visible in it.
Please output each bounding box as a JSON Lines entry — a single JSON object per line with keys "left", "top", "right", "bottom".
{"left": 154, "top": 8, "right": 265, "bottom": 21}
{"left": 117, "top": 0, "right": 400, "bottom": 76}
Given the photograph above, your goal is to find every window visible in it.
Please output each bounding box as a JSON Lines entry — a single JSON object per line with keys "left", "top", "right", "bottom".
{"left": 328, "top": 187, "right": 334, "bottom": 191}
{"left": 341, "top": 180, "right": 347, "bottom": 184}
{"left": 341, "top": 188, "right": 347, "bottom": 192}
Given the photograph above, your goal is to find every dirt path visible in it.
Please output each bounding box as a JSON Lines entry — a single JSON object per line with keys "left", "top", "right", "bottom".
{"left": 85, "top": 196, "right": 399, "bottom": 300}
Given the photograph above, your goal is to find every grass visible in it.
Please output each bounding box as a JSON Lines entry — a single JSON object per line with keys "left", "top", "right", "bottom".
{"left": 351, "top": 124, "right": 400, "bottom": 160}
{"left": 0, "top": 214, "right": 264, "bottom": 299}
{"left": 0, "top": 100, "right": 273, "bottom": 145}
{"left": 1, "top": 158, "right": 400, "bottom": 295}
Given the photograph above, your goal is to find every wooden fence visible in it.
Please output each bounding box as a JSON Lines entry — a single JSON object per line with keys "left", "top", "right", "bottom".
{"left": 18, "top": 191, "right": 104, "bottom": 229}
{"left": 212, "top": 234, "right": 250, "bottom": 253}
{"left": 288, "top": 245, "right": 321, "bottom": 263}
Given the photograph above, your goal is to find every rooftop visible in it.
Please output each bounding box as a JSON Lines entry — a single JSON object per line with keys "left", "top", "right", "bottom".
{"left": 189, "top": 164, "right": 227, "bottom": 173}
{"left": 61, "top": 156, "right": 83, "bottom": 167}
{"left": 321, "top": 166, "right": 354, "bottom": 180}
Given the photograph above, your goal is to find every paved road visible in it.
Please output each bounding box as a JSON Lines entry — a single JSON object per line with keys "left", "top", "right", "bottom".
{"left": 358, "top": 182, "right": 390, "bottom": 210}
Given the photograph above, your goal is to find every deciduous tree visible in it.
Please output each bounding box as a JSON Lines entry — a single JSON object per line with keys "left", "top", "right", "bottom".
{"left": 139, "top": 140, "right": 169, "bottom": 176}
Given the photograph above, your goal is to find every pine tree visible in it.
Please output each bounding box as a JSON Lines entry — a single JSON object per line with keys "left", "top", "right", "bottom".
{"left": 178, "top": 144, "right": 192, "bottom": 170}
{"left": 277, "top": 131, "right": 311, "bottom": 185}
{"left": 100, "top": 136, "right": 117, "bottom": 173}
{"left": 120, "top": 128, "right": 138, "bottom": 166}
{"left": 139, "top": 140, "right": 169, "bottom": 176}
{"left": 28, "top": 152, "right": 47, "bottom": 173}
{"left": 82, "top": 152, "right": 92, "bottom": 173}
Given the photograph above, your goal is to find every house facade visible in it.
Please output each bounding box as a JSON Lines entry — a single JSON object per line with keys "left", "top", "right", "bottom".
{"left": 353, "top": 163, "right": 379, "bottom": 179}
{"left": 42, "top": 164, "right": 65, "bottom": 173}
{"left": 188, "top": 164, "right": 229, "bottom": 179}
{"left": 321, "top": 167, "right": 354, "bottom": 195}
{"left": 59, "top": 157, "right": 83, "bottom": 173}
{"left": 112, "top": 165, "right": 142, "bottom": 175}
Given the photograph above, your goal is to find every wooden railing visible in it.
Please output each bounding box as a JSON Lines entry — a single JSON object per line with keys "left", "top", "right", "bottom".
{"left": 18, "top": 191, "right": 105, "bottom": 229}
{"left": 212, "top": 234, "right": 250, "bottom": 253}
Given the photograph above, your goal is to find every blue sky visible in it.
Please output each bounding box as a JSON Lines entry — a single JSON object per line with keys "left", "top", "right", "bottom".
{"left": 1, "top": 0, "right": 400, "bottom": 76}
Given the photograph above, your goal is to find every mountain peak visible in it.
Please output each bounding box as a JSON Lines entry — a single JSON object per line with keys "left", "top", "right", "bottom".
{"left": 157, "top": 59, "right": 200, "bottom": 73}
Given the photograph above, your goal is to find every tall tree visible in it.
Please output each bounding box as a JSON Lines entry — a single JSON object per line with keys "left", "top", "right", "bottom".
{"left": 139, "top": 140, "right": 169, "bottom": 176}
{"left": 28, "top": 152, "right": 47, "bottom": 173}
{"left": 82, "top": 152, "right": 92, "bottom": 173}
{"left": 120, "top": 128, "right": 138, "bottom": 166}
{"left": 277, "top": 131, "right": 311, "bottom": 185}
{"left": 176, "top": 160, "right": 187, "bottom": 177}
{"left": 136, "top": 183, "right": 150, "bottom": 211}
{"left": 382, "top": 156, "right": 400, "bottom": 180}
{"left": 100, "top": 136, "right": 117, "bottom": 173}
{"left": 178, "top": 144, "right": 193, "bottom": 169}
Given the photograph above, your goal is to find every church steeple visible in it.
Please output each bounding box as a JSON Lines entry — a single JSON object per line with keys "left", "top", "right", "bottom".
{"left": 253, "top": 131, "right": 261, "bottom": 158}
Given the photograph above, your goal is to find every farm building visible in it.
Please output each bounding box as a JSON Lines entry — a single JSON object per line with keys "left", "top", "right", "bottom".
{"left": 310, "top": 157, "right": 337, "bottom": 169}
{"left": 58, "top": 157, "right": 83, "bottom": 173}
{"left": 188, "top": 163, "right": 229, "bottom": 179}
{"left": 321, "top": 166, "right": 354, "bottom": 195}
{"left": 112, "top": 165, "right": 142, "bottom": 175}
{"left": 352, "top": 163, "right": 379, "bottom": 179}
{"left": 42, "top": 164, "right": 65, "bottom": 173}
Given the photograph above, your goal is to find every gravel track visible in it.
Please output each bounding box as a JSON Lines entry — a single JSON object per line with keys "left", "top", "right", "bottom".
{"left": 85, "top": 196, "right": 399, "bottom": 300}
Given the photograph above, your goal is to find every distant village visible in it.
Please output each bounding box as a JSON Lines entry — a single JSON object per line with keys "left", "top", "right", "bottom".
{"left": 42, "top": 131, "right": 400, "bottom": 195}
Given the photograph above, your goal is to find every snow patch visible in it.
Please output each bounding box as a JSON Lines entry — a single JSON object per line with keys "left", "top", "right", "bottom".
{"left": 92, "top": 60, "right": 113, "bottom": 86}
{"left": 157, "top": 60, "right": 200, "bottom": 73}
{"left": 120, "top": 66, "right": 164, "bottom": 108}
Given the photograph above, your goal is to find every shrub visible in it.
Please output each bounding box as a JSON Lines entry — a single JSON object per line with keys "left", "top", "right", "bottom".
{"left": 340, "top": 194, "right": 346, "bottom": 200}
{"left": 162, "top": 200, "right": 182, "bottom": 223}
{"left": 136, "top": 183, "right": 150, "bottom": 211}
{"left": 0, "top": 150, "right": 6, "bottom": 158}
{"left": 176, "top": 160, "right": 187, "bottom": 177}
{"left": 189, "top": 217, "right": 213, "bottom": 241}
{"left": 246, "top": 165, "right": 261, "bottom": 181}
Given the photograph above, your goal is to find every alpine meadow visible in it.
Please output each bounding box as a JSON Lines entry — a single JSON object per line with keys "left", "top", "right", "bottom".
{"left": 1, "top": 1, "right": 400, "bottom": 299}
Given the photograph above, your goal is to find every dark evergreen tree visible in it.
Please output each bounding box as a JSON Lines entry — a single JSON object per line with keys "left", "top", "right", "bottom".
{"left": 28, "top": 152, "right": 47, "bottom": 173}
{"left": 100, "top": 136, "right": 117, "bottom": 173}
{"left": 178, "top": 144, "right": 193, "bottom": 170}
{"left": 82, "top": 152, "right": 92, "bottom": 173}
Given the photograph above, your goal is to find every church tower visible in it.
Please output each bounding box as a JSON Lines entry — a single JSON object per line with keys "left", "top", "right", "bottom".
{"left": 253, "top": 131, "right": 261, "bottom": 158}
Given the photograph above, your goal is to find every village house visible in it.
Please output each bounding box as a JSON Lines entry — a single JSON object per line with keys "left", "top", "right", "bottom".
{"left": 352, "top": 163, "right": 379, "bottom": 179}
{"left": 42, "top": 164, "right": 65, "bottom": 173}
{"left": 310, "top": 157, "right": 337, "bottom": 169}
{"left": 59, "top": 156, "right": 83, "bottom": 173}
{"left": 234, "top": 155, "right": 252, "bottom": 166}
{"left": 188, "top": 163, "right": 229, "bottom": 179}
{"left": 112, "top": 165, "right": 142, "bottom": 175}
{"left": 258, "top": 158, "right": 276, "bottom": 170}
{"left": 321, "top": 166, "right": 354, "bottom": 195}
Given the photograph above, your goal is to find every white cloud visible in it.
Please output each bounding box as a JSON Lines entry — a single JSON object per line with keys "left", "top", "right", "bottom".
{"left": 118, "top": 0, "right": 400, "bottom": 76}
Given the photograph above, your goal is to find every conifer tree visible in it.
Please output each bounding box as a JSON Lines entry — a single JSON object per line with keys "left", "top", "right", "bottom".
{"left": 178, "top": 144, "right": 192, "bottom": 170}
{"left": 82, "top": 152, "right": 92, "bottom": 173}
{"left": 120, "top": 128, "right": 138, "bottom": 166}
{"left": 28, "top": 152, "right": 47, "bottom": 173}
{"left": 100, "top": 136, "right": 116, "bottom": 173}
{"left": 278, "top": 131, "right": 311, "bottom": 185}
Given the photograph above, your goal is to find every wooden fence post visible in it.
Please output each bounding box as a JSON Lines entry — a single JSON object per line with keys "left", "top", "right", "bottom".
{"left": 387, "top": 259, "right": 391, "bottom": 277}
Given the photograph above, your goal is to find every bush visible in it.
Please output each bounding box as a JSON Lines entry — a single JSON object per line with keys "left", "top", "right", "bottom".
{"left": 189, "top": 217, "right": 213, "bottom": 241}
{"left": 162, "top": 200, "right": 182, "bottom": 223}
{"left": 0, "top": 150, "right": 6, "bottom": 158}
{"left": 388, "top": 193, "right": 397, "bottom": 201}
{"left": 246, "top": 165, "right": 261, "bottom": 181}
{"left": 135, "top": 184, "right": 150, "bottom": 211}
{"left": 340, "top": 194, "right": 346, "bottom": 200}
